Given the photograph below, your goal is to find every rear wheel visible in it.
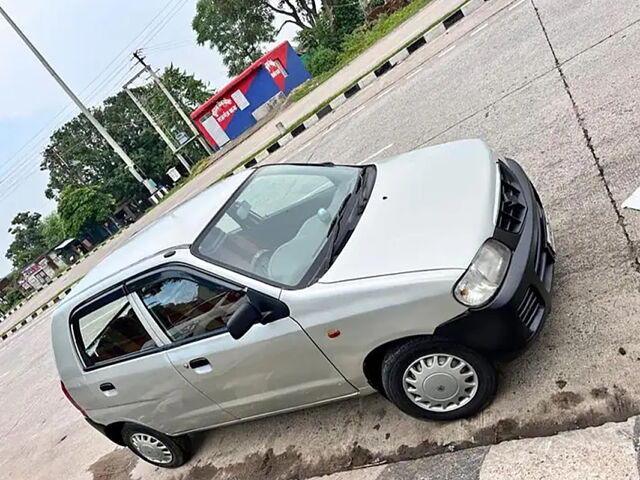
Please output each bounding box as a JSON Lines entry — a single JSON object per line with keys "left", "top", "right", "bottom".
{"left": 381, "top": 339, "right": 497, "bottom": 421}
{"left": 121, "top": 424, "right": 191, "bottom": 468}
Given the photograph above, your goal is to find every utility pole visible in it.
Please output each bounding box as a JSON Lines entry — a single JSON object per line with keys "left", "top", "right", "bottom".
{"left": 124, "top": 72, "right": 191, "bottom": 173}
{"left": 132, "top": 50, "right": 214, "bottom": 156}
{"left": 0, "top": 5, "right": 156, "bottom": 194}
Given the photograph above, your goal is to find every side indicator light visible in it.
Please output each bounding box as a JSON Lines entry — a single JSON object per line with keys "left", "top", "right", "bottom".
{"left": 327, "top": 329, "right": 341, "bottom": 339}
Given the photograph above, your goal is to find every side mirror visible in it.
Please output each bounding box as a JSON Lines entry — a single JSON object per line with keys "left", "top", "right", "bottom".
{"left": 227, "top": 300, "right": 262, "bottom": 340}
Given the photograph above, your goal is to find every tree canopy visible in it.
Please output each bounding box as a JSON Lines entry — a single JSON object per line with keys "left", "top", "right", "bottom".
{"left": 41, "top": 66, "right": 213, "bottom": 204}
{"left": 193, "top": 0, "right": 276, "bottom": 76}
{"left": 6, "top": 212, "right": 48, "bottom": 270}
{"left": 58, "top": 186, "right": 116, "bottom": 238}
{"left": 5, "top": 211, "right": 68, "bottom": 272}
{"left": 193, "top": 0, "right": 364, "bottom": 75}
{"left": 40, "top": 213, "right": 68, "bottom": 249}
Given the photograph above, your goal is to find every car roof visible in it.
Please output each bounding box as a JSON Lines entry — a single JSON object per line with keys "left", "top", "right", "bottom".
{"left": 71, "top": 170, "right": 252, "bottom": 297}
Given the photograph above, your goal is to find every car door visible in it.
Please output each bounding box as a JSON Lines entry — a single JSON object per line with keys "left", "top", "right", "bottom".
{"left": 69, "top": 286, "right": 236, "bottom": 435}
{"left": 127, "top": 266, "right": 356, "bottom": 420}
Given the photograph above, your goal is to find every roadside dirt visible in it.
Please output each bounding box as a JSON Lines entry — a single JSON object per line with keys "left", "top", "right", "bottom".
{"left": 87, "top": 386, "right": 640, "bottom": 480}
{"left": 88, "top": 449, "right": 138, "bottom": 480}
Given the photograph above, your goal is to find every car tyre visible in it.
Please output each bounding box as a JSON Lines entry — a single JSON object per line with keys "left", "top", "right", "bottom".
{"left": 381, "top": 339, "right": 497, "bottom": 421}
{"left": 121, "top": 424, "right": 191, "bottom": 468}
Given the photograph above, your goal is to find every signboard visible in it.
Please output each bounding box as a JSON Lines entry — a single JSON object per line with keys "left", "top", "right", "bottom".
{"left": 265, "top": 59, "right": 287, "bottom": 79}
{"left": 175, "top": 131, "right": 189, "bottom": 145}
{"left": 212, "top": 98, "right": 238, "bottom": 125}
{"left": 231, "top": 90, "right": 250, "bottom": 110}
{"left": 202, "top": 113, "right": 230, "bottom": 146}
{"left": 167, "top": 167, "right": 182, "bottom": 183}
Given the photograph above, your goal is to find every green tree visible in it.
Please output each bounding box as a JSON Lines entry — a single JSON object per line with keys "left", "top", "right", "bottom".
{"left": 0, "top": 271, "right": 24, "bottom": 312}
{"left": 40, "top": 213, "right": 67, "bottom": 249}
{"left": 41, "top": 67, "right": 213, "bottom": 204}
{"left": 58, "top": 186, "right": 116, "bottom": 238}
{"left": 6, "top": 212, "right": 47, "bottom": 269}
{"left": 332, "top": 0, "right": 364, "bottom": 38}
{"left": 193, "top": 0, "right": 328, "bottom": 75}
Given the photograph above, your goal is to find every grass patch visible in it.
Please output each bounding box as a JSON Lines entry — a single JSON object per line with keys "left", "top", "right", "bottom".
{"left": 290, "top": 0, "right": 436, "bottom": 102}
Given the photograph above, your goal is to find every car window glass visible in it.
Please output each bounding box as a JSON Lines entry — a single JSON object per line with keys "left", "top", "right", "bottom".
{"left": 196, "top": 165, "right": 359, "bottom": 286}
{"left": 241, "top": 174, "right": 333, "bottom": 217}
{"left": 77, "top": 297, "right": 157, "bottom": 366}
{"left": 138, "top": 277, "right": 246, "bottom": 342}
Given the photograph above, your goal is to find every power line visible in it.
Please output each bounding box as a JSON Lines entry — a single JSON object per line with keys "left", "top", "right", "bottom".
{"left": 0, "top": 0, "right": 187, "bottom": 184}
{"left": 142, "top": 38, "right": 192, "bottom": 51}
{"left": 73, "top": 0, "right": 179, "bottom": 99}
{"left": 136, "top": 0, "right": 190, "bottom": 48}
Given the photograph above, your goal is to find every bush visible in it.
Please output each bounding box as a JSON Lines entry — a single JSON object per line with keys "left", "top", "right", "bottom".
{"left": 305, "top": 46, "right": 340, "bottom": 77}
{"left": 296, "top": 12, "right": 342, "bottom": 52}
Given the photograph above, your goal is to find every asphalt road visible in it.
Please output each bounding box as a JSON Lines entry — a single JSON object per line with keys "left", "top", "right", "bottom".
{"left": 2, "top": 0, "right": 640, "bottom": 478}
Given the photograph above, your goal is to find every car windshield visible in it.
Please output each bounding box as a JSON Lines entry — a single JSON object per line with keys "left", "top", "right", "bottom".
{"left": 194, "top": 164, "right": 363, "bottom": 287}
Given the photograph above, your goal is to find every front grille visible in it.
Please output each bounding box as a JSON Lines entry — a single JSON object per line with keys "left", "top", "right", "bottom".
{"left": 518, "top": 287, "right": 545, "bottom": 333}
{"left": 497, "top": 163, "right": 527, "bottom": 233}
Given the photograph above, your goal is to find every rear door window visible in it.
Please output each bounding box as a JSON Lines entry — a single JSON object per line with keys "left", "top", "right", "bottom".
{"left": 74, "top": 295, "right": 157, "bottom": 367}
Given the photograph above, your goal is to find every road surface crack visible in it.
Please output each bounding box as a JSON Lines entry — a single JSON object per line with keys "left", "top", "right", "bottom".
{"left": 531, "top": 0, "right": 640, "bottom": 274}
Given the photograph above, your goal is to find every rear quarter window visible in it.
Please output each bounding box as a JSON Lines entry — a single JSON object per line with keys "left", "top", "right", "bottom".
{"left": 72, "top": 293, "right": 157, "bottom": 367}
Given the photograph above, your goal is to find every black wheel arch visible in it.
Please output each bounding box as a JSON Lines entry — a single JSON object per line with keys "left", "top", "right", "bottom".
{"left": 363, "top": 335, "right": 435, "bottom": 395}
{"left": 103, "top": 421, "right": 126, "bottom": 446}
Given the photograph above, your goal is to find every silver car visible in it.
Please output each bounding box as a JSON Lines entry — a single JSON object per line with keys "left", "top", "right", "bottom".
{"left": 52, "top": 139, "right": 555, "bottom": 468}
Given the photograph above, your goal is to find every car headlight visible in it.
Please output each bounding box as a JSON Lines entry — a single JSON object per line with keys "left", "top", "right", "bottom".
{"left": 454, "top": 239, "right": 511, "bottom": 307}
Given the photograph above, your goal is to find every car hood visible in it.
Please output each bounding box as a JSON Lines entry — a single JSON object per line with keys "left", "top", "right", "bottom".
{"left": 320, "top": 139, "right": 500, "bottom": 283}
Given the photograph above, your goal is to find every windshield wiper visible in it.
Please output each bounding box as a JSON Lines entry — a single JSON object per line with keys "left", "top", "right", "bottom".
{"left": 326, "top": 168, "right": 368, "bottom": 239}
{"left": 326, "top": 191, "right": 352, "bottom": 239}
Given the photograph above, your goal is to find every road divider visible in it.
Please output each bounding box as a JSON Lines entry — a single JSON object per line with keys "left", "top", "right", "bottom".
{"left": 0, "top": 284, "right": 75, "bottom": 342}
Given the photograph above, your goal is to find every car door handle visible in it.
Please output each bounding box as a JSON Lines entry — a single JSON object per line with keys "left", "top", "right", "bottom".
{"left": 188, "top": 358, "right": 210, "bottom": 369}
{"left": 99, "top": 383, "right": 118, "bottom": 397}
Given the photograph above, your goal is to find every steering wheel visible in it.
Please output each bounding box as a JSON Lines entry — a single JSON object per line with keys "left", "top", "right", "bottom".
{"left": 250, "top": 249, "right": 272, "bottom": 276}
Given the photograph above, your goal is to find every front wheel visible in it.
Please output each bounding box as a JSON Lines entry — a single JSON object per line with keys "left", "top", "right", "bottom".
{"left": 122, "top": 424, "right": 191, "bottom": 468}
{"left": 381, "top": 339, "right": 497, "bottom": 421}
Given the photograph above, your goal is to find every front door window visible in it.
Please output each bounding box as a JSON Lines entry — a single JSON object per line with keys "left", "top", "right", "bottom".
{"left": 137, "top": 277, "right": 246, "bottom": 342}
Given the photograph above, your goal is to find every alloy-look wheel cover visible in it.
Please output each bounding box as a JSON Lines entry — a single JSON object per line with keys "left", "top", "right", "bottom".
{"left": 402, "top": 353, "right": 479, "bottom": 412}
{"left": 130, "top": 433, "right": 173, "bottom": 464}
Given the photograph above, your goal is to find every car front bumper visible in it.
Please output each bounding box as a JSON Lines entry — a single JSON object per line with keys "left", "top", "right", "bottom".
{"left": 435, "top": 158, "right": 555, "bottom": 355}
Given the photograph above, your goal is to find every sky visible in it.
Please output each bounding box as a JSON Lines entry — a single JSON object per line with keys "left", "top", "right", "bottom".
{"left": 0, "top": 0, "right": 294, "bottom": 277}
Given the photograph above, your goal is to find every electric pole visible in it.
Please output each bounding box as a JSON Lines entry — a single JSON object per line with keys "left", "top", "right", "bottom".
{"left": 0, "top": 5, "right": 156, "bottom": 194}
{"left": 132, "top": 50, "right": 214, "bottom": 156}
{"left": 124, "top": 86, "right": 192, "bottom": 174}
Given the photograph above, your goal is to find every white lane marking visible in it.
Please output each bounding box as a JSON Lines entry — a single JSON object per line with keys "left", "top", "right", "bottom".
{"left": 319, "top": 123, "right": 338, "bottom": 137}
{"left": 509, "top": 0, "right": 526, "bottom": 10}
{"left": 471, "top": 23, "right": 488, "bottom": 37}
{"left": 622, "top": 185, "right": 640, "bottom": 210}
{"left": 359, "top": 143, "right": 394, "bottom": 164}
{"left": 348, "top": 104, "right": 367, "bottom": 119}
{"left": 295, "top": 141, "right": 314, "bottom": 154}
{"left": 375, "top": 88, "right": 394, "bottom": 101}
{"left": 437, "top": 45, "right": 456, "bottom": 58}
{"left": 406, "top": 67, "right": 424, "bottom": 80}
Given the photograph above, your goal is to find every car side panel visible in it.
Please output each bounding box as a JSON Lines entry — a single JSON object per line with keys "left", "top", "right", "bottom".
{"left": 163, "top": 317, "right": 357, "bottom": 420}
{"left": 281, "top": 270, "right": 467, "bottom": 389}
{"left": 51, "top": 301, "right": 236, "bottom": 436}
{"left": 77, "top": 351, "right": 237, "bottom": 434}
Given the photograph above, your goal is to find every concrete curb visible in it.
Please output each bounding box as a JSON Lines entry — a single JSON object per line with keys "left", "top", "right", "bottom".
{"left": 241, "top": 0, "right": 491, "bottom": 171}
{"left": 0, "top": 287, "right": 73, "bottom": 342}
